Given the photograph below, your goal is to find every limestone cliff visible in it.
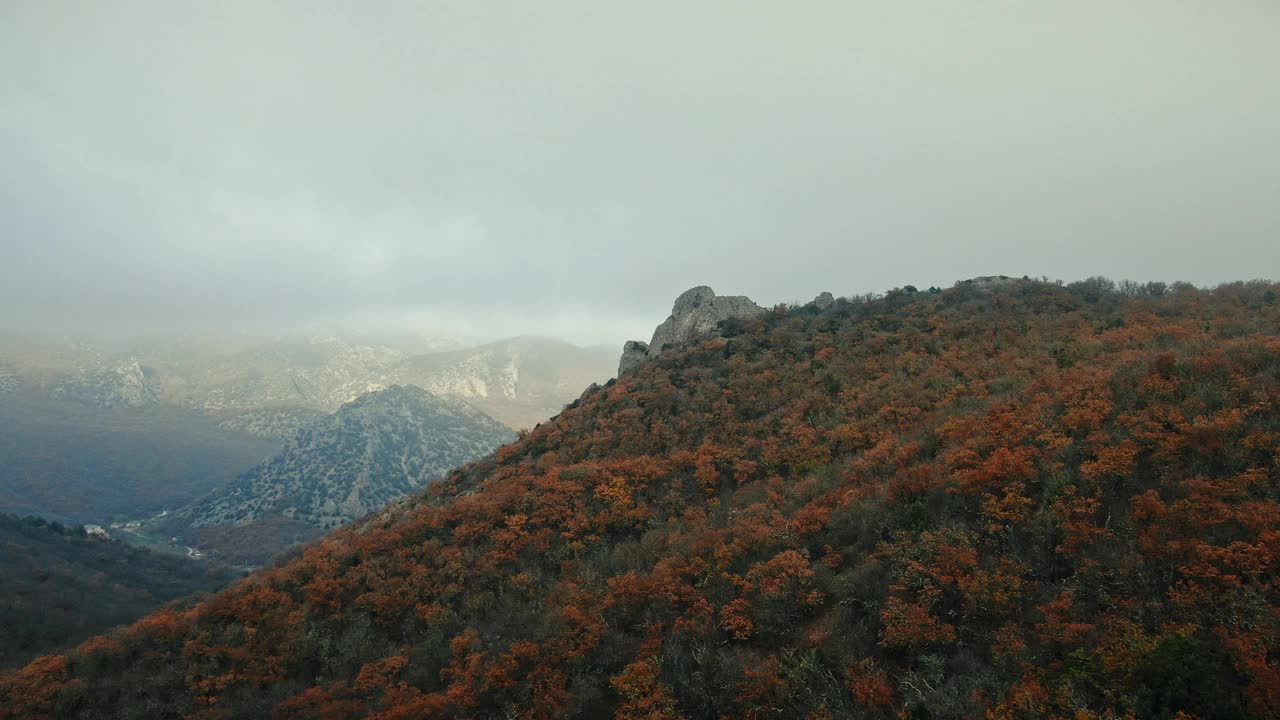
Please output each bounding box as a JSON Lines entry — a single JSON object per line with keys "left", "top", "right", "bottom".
{"left": 618, "top": 286, "right": 766, "bottom": 375}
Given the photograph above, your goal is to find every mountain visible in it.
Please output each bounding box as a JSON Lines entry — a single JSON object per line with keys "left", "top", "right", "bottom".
{"left": 0, "top": 333, "right": 616, "bottom": 433}
{"left": 0, "top": 514, "right": 240, "bottom": 671}
{"left": 170, "top": 385, "right": 516, "bottom": 565}
{"left": 390, "top": 336, "right": 619, "bottom": 429}
{"left": 145, "top": 336, "right": 409, "bottom": 416}
{"left": 5, "top": 278, "right": 1278, "bottom": 719}
{"left": 0, "top": 334, "right": 609, "bottom": 523}
{"left": 618, "top": 285, "right": 767, "bottom": 374}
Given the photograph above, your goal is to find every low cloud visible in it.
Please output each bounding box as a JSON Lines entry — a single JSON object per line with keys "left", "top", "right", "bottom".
{"left": 3, "top": 1, "right": 1278, "bottom": 344}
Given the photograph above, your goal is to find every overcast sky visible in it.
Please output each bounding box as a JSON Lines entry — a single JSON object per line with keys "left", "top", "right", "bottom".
{"left": 2, "top": 1, "right": 1278, "bottom": 345}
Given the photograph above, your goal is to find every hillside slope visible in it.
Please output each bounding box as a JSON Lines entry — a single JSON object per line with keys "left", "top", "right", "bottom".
{"left": 3, "top": 279, "right": 1279, "bottom": 719}
{"left": 0, "top": 515, "right": 239, "bottom": 671}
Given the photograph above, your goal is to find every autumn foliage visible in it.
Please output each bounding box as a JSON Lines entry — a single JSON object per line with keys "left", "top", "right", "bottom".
{"left": 3, "top": 277, "right": 1279, "bottom": 719}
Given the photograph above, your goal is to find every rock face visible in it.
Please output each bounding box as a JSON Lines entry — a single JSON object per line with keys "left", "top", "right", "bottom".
{"left": 617, "top": 341, "right": 650, "bottom": 376}
{"left": 619, "top": 286, "right": 766, "bottom": 375}
{"left": 812, "top": 292, "right": 835, "bottom": 309}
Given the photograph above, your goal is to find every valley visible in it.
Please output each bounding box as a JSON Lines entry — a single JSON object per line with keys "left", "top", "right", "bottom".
{"left": 0, "top": 389, "right": 281, "bottom": 524}
{"left": 0, "top": 333, "right": 613, "bottom": 525}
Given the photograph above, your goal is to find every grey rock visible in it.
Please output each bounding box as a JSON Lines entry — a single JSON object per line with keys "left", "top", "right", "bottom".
{"left": 964, "top": 275, "right": 1020, "bottom": 287}
{"left": 618, "top": 340, "right": 650, "bottom": 375}
{"left": 812, "top": 291, "right": 835, "bottom": 309}
{"left": 671, "top": 285, "right": 717, "bottom": 317}
{"left": 618, "top": 286, "right": 765, "bottom": 374}
{"left": 648, "top": 286, "right": 765, "bottom": 351}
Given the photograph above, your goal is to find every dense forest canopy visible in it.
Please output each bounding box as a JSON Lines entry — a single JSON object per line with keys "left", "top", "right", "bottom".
{"left": 2, "top": 278, "right": 1278, "bottom": 719}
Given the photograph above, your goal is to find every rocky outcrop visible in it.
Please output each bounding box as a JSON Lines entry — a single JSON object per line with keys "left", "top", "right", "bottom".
{"left": 811, "top": 292, "right": 835, "bottom": 310}
{"left": 618, "top": 286, "right": 766, "bottom": 375}
{"left": 617, "top": 341, "right": 650, "bottom": 375}
{"left": 963, "top": 275, "right": 1021, "bottom": 288}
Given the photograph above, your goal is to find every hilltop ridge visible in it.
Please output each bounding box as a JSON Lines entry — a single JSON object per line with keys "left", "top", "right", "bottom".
{"left": 618, "top": 285, "right": 766, "bottom": 374}
{"left": 4, "top": 277, "right": 1279, "bottom": 720}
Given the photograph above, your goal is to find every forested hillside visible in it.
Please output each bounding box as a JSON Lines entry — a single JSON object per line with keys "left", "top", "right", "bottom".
{"left": 3, "top": 279, "right": 1278, "bottom": 719}
{"left": 0, "top": 515, "right": 238, "bottom": 671}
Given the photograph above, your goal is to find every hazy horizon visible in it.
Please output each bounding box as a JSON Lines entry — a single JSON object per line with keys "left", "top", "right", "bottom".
{"left": 4, "top": 2, "right": 1278, "bottom": 346}
{"left": 0, "top": 274, "right": 1276, "bottom": 352}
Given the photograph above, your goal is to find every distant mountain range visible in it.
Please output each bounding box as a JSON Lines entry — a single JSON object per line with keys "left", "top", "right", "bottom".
{"left": 392, "top": 336, "right": 618, "bottom": 430}
{"left": 0, "top": 333, "right": 617, "bottom": 433}
{"left": 0, "top": 333, "right": 612, "bottom": 529}
{"left": 166, "top": 385, "right": 516, "bottom": 565}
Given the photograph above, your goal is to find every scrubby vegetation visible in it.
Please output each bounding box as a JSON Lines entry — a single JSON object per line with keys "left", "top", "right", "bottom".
{"left": 3, "top": 278, "right": 1278, "bottom": 719}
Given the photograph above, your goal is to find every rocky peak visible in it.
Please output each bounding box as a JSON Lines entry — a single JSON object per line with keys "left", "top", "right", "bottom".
{"left": 619, "top": 286, "right": 766, "bottom": 375}
{"left": 963, "top": 275, "right": 1021, "bottom": 288}
{"left": 617, "top": 341, "right": 650, "bottom": 376}
{"left": 670, "top": 286, "right": 717, "bottom": 316}
{"left": 177, "top": 384, "right": 516, "bottom": 535}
